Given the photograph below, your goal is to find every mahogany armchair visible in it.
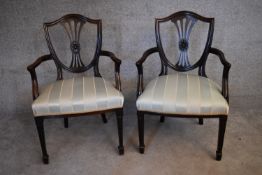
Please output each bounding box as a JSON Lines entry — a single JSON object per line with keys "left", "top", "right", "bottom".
{"left": 136, "top": 11, "right": 231, "bottom": 160}
{"left": 27, "top": 14, "right": 124, "bottom": 164}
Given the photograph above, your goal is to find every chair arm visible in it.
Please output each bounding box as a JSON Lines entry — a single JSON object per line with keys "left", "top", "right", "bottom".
{"left": 209, "top": 48, "right": 231, "bottom": 102}
{"left": 136, "top": 47, "right": 159, "bottom": 97}
{"left": 100, "top": 50, "right": 122, "bottom": 90}
{"left": 27, "top": 54, "right": 53, "bottom": 100}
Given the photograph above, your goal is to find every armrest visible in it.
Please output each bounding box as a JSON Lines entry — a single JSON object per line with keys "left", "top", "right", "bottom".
{"left": 99, "top": 50, "right": 122, "bottom": 90}
{"left": 136, "top": 47, "right": 159, "bottom": 97}
{"left": 27, "top": 54, "right": 53, "bottom": 100}
{"left": 209, "top": 48, "right": 231, "bottom": 102}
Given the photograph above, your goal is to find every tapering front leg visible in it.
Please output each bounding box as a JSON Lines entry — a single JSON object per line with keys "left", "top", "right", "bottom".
{"left": 160, "top": 115, "right": 165, "bottom": 123}
{"left": 137, "top": 111, "right": 145, "bottom": 153}
{"left": 101, "top": 113, "right": 108, "bottom": 123}
{"left": 116, "top": 109, "right": 124, "bottom": 155}
{"left": 216, "top": 117, "right": 227, "bottom": 161}
{"left": 199, "top": 118, "right": 203, "bottom": 125}
{"left": 64, "top": 117, "right": 69, "bottom": 128}
{"left": 34, "top": 117, "right": 49, "bottom": 164}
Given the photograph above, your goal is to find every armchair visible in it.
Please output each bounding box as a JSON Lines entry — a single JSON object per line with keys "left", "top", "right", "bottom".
{"left": 136, "top": 11, "right": 231, "bottom": 160}
{"left": 27, "top": 14, "right": 124, "bottom": 164}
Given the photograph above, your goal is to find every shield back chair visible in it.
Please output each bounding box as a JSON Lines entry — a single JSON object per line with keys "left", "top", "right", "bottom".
{"left": 27, "top": 14, "right": 124, "bottom": 164}
{"left": 136, "top": 11, "right": 231, "bottom": 160}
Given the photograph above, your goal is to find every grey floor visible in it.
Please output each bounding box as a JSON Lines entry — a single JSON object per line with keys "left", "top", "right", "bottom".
{"left": 1, "top": 96, "right": 262, "bottom": 175}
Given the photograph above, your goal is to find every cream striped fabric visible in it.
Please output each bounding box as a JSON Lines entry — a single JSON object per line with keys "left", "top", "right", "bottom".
{"left": 136, "top": 73, "right": 229, "bottom": 115}
{"left": 32, "top": 76, "right": 124, "bottom": 117}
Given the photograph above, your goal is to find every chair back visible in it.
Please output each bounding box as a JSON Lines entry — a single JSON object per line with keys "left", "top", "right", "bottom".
{"left": 155, "top": 11, "right": 214, "bottom": 75}
{"left": 44, "top": 14, "right": 102, "bottom": 76}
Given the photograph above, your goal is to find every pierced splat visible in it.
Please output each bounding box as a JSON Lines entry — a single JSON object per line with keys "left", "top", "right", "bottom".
{"left": 44, "top": 14, "right": 102, "bottom": 75}
{"left": 171, "top": 17, "right": 197, "bottom": 68}
{"left": 61, "top": 19, "right": 85, "bottom": 69}
{"left": 155, "top": 11, "right": 214, "bottom": 73}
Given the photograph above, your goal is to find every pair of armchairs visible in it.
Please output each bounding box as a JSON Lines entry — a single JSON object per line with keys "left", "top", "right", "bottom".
{"left": 27, "top": 11, "right": 231, "bottom": 164}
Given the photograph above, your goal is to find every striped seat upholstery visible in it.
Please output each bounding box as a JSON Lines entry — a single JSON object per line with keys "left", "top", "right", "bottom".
{"left": 32, "top": 76, "right": 124, "bottom": 117}
{"left": 136, "top": 73, "right": 229, "bottom": 115}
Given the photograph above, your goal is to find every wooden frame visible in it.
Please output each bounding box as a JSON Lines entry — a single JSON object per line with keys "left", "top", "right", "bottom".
{"left": 27, "top": 14, "right": 124, "bottom": 164}
{"left": 136, "top": 11, "right": 231, "bottom": 160}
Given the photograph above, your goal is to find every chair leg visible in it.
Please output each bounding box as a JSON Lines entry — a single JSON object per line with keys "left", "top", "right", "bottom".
{"left": 64, "top": 117, "right": 69, "bottom": 128}
{"left": 34, "top": 117, "right": 49, "bottom": 164}
{"left": 199, "top": 118, "right": 203, "bottom": 125}
{"left": 116, "top": 109, "right": 124, "bottom": 155}
{"left": 216, "top": 117, "right": 227, "bottom": 161}
{"left": 101, "top": 113, "right": 108, "bottom": 123}
{"left": 137, "top": 111, "right": 145, "bottom": 153}
{"left": 160, "top": 115, "right": 165, "bottom": 123}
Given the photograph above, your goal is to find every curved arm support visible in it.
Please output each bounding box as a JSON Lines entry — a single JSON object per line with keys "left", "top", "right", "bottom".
{"left": 27, "top": 55, "right": 53, "bottom": 100}
{"left": 136, "top": 47, "right": 159, "bottom": 97}
{"left": 209, "top": 48, "right": 231, "bottom": 102}
{"left": 99, "top": 50, "right": 122, "bottom": 91}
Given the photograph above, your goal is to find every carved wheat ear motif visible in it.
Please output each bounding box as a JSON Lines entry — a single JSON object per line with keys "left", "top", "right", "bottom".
{"left": 61, "top": 19, "right": 85, "bottom": 69}
{"left": 172, "top": 17, "right": 197, "bottom": 67}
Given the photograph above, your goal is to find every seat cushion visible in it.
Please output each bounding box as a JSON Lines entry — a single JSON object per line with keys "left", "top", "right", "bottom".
{"left": 136, "top": 73, "right": 229, "bottom": 115}
{"left": 32, "top": 76, "right": 124, "bottom": 116}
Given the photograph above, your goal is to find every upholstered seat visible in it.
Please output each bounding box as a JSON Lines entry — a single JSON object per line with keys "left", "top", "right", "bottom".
{"left": 135, "top": 11, "right": 231, "bottom": 160}
{"left": 32, "top": 76, "right": 124, "bottom": 116}
{"left": 137, "top": 73, "right": 228, "bottom": 115}
{"left": 28, "top": 14, "right": 125, "bottom": 164}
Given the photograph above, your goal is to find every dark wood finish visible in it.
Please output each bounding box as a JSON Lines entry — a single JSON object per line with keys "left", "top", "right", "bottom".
{"left": 137, "top": 111, "right": 145, "bottom": 153}
{"left": 116, "top": 109, "right": 124, "bottom": 155}
{"left": 27, "top": 55, "right": 52, "bottom": 100}
{"left": 216, "top": 117, "right": 227, "bottom": 160}
{"left": 155, "top": 11, "right": 214, "bottom": 73}
{"left": 209, "top": 48, "right": 231, "bottom": 102}
{"left": 34, "top": 118, "right": 49, "bottom": 164}
{"left": 160, "top": 116, "right": 165, "bottom": 123}
{"left": 101, "top": 113, "right": 108, "bottom": 123}
{"left": 136, "top": 11, "right": 231, "bottom": 160}
{"left": 64, "top": 117, "right": 69, "bottom": 128}
{"left": 35, "top": 108, "right": 122, "bottom": 120}
{"left": 27, "top": 14, "right": 124, "bottom": 164}
{"left": 43, "top": 14, "right": 102, "bottom": 74}
{"left": 199, "top": 118, "right": 203, "bottom": 125}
